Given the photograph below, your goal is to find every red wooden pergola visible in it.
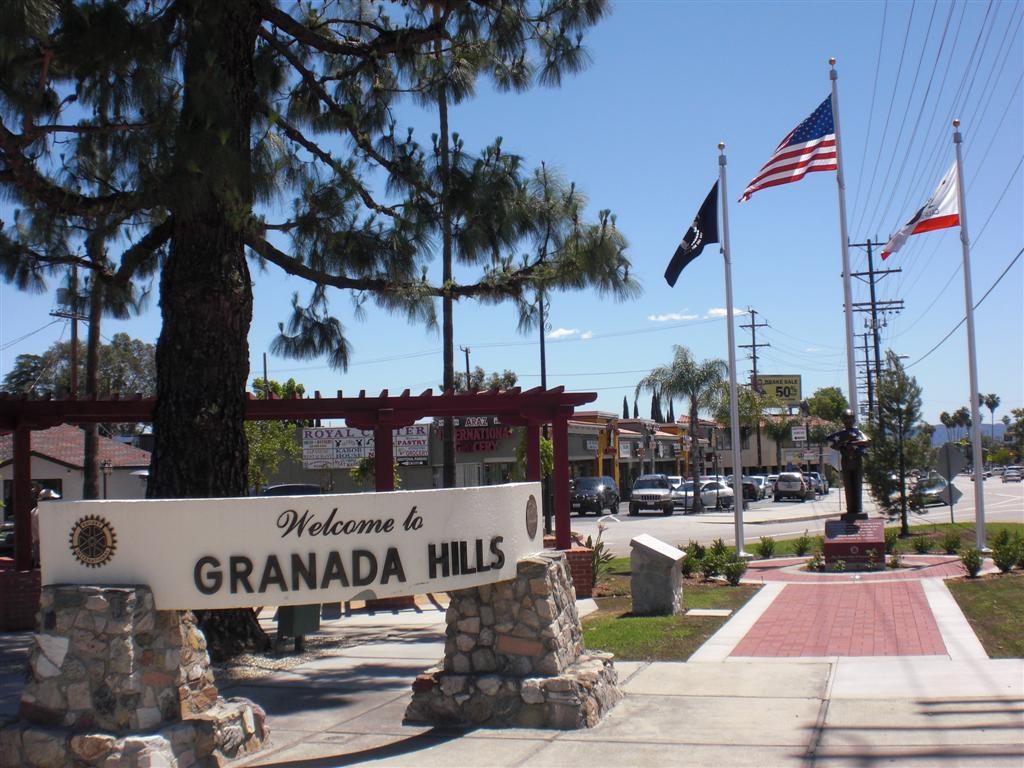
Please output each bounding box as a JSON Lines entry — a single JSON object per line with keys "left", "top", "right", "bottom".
{"left": 0, "top": 387, "right": 596, "bottom": 569}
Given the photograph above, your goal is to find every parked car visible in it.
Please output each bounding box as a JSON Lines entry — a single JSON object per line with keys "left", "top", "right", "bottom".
{"left": 911, "top": 476, "right": 949, "bottom": 508}
{"left": 1002, "top": 467, "right": 1022, "bottom": 483}
{"left": 804, "top": 471, "right": 826, "bottom": 495}
{"left": 672, "top": 480, "right": 735, "bottom": 511}
{"left": 569, "top": 476, "right": 620, "bottom": 515}
{"left": 774, "top": 472, "right": 813, "bottom": 502}
{"left": 628, "top": 474, "right": 675, "bottom": 516}
{"left": 751, "top": 475, "right": 771, "bottom": 499}
{"left": 726, "top": 475, "right": 760, "bottom": 502}
{"left": 0, "top": 518, "right": 13, "bottom": 557}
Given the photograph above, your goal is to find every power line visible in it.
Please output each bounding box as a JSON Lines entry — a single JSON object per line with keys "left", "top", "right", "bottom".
{"left": 0, "top": 319, "right": 64, "bottom": 352}
{"left": 906, "top": 246, "right": 1023, "bottom": 368}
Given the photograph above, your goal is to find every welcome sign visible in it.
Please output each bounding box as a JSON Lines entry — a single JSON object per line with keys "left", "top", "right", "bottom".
{"left": 39, "top": 483, "right": 542, "bottom": 610}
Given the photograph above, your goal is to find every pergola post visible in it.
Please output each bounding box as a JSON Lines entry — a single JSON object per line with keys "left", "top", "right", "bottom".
{"left": 373, "top": 411, "right": 395, "bottom": 492}
{"left": 13, "top": 424, "right": 33, "bottom": 570}
{"left": 552, "top": 409, "right": 571, "bottom": 550}
{"left": 525, "top": 423, "right": 541, "bottom": 482}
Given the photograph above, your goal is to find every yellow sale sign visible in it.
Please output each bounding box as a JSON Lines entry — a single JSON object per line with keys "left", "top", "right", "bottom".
{"left": 758, "top": 375, "right": 802, "bottom": 405}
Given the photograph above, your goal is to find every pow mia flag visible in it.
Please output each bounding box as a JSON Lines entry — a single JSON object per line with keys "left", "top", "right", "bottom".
{"left": 664, "top": 181, "right": 719, "bottom": 287}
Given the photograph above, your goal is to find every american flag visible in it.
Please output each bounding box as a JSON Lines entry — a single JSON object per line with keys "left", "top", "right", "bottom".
{"left": 739, "top": 97, "right": 837, "bottom": 203}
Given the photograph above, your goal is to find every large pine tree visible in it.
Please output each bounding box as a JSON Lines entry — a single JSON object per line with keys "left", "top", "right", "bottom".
{"left": 1, "top": 1, "right": 633, "bottom": 656}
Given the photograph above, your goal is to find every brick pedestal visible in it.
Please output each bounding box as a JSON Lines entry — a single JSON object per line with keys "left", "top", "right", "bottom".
{"left": 824, "top": 517, "right": 886, "bottom": 570}
{"left": 563, "top": 547, "right": 594, "bottom": 599}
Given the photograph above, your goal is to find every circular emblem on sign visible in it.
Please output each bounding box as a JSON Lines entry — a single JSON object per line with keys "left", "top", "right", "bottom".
{"left": 68, "top": 515, "right": 117, "bottom": 568}
{"left": 849, "top": 545, "right": 859, "bottom": 555}
{"left": 525, "top": 495, "right": 539, "bottom": 540}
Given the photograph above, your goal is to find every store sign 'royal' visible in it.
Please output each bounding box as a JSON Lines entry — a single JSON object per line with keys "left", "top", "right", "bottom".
{"left": 39, "top": 484, "right": 542, "bottom": 610}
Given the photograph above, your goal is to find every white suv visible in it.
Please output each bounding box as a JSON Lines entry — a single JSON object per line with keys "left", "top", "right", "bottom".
{"left": 629, "top": 475, "right": 675, "bottom": 516}
{"left": 773, "top": 472, "right": 813, "bottom": 502}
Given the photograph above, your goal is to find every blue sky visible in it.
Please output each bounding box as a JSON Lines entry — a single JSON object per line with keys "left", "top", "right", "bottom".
{"left": 2, "top": 0, "right": 1021, "bottom": 425}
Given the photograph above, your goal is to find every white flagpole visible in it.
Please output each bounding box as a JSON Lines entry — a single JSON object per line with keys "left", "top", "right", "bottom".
{"left": 830, "top": 58, "right": 859, "bottom": 420}
{"left": 952, "top": 119, "right": 987, "bottom": 551}
{"left": 719, "top": 143, "right": 748, "bottom": 558}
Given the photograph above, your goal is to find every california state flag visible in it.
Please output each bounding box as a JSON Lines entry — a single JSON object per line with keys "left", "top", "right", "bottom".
{"left": 881, "top": 163, "right": 960, "bottom": 260}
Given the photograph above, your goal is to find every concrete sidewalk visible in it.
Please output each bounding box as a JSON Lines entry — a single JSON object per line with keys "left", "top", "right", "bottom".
{"left": 2, "top": 573, "right": 1022, "bottom": 767}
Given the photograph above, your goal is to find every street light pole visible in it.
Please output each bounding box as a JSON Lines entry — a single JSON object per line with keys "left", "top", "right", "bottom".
{"left": 101, "top": 460, "right": 112, "bottom": 499}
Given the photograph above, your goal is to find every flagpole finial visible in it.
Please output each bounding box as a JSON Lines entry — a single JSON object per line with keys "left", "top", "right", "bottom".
{"left": 953, "top": 119, "right": 960, "bottom": 128}
{"left": 829, "top": 57, "right": 836, "bottom": 66}
{"left": 718, "top": 142, "right": 725, "bottom": 151}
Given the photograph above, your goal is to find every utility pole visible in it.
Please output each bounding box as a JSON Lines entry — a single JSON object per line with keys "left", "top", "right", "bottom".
{"left": 856, "top": 332, "right": 874, "bottom": 417}
{"left": 739, "top": 307, "right": 770, "bottom": 471}
{"left": 49, "top": 265, "right": 89, "bottom": 397}
{"left": 850, "top": 239, "right": 903, "bottom": 426}
{"left": 459, "top": 346, "right": 471, "bottom": 391}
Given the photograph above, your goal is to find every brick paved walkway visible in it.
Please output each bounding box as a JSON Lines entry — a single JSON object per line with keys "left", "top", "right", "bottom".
{"left": 731, "top": 580, "right": 948, "bottom": 657}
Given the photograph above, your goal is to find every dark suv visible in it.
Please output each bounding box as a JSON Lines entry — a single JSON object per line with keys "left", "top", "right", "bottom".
{"left": 570, "top": 476, "right": 620, "bottom": 515}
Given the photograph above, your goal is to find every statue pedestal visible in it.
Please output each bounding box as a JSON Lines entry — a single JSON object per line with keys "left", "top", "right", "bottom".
{"left": 824, "top": 517, "right": 886, "bottom": 570}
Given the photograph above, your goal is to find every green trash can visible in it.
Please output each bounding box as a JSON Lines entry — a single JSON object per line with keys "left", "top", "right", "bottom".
{"left": 276, "top": 604, "right": 320, "bottom": 652}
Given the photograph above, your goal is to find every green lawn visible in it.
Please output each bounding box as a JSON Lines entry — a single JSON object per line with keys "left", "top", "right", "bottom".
{"left": 584, "top": 560, "right": 760, "bottom": 660}
{"left": 947, "top": 572, "right": 1024, "bottom": 658}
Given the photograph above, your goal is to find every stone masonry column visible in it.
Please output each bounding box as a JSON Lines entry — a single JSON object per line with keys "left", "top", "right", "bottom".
{"left": 0, "top": 585, "right": 267, "bottom": 767}
{"left": 405, "top": 551, "right": 622, "bottom": 729}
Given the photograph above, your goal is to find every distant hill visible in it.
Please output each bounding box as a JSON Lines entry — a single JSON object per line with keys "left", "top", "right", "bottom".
{"left": 928, "top": 422, "right": 1007, "bottom": 446}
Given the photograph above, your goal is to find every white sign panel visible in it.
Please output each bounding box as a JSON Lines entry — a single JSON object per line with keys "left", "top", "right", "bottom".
{"left": 40, "top": 483, "right": 542, "bottom": 610}
{"left": 302, "top": 425, "right": 429, "bottom": 468}
{"left": 791, "top": 425, "right": 808, "bottom": 442}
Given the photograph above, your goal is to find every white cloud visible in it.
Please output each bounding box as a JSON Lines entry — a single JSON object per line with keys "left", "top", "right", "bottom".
{"left": 580, "top": 331, "right": 594, "bottom": 340}
{"left": 648, "top": 312, "right": 699, "bottom": 322}
{"left": 804, "top": 346, "right": 820, "bottom": 353}
{"left": 705, "top": 307, "right": 749, "bottom": 319}
{"left": 548, "top": 327, "right": 580, "bottom": 339}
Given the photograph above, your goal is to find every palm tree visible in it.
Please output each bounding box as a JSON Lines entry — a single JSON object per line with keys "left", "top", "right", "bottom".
{"left": 636, "top": 346, "right": 726, "bottom": 513}
{"left": 983, "top": 394, "right": 1001, "bottom": 440}
{"left": 763, "top": 416, "right": 796, "bottom": 475}
{"left": 939, "top": 411, "right": 953, "bottom": 442}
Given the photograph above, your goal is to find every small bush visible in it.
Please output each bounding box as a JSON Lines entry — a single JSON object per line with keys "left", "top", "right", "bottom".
{"left": 865, "top": 548, "right": 882, "bottom": 570}
{"left": 754, "top": 536, "right": 776, "bottom": 559}
{"left": 912, "top": 536, "right": 931, "bottom": 554}
{"left": 699, "top": 553, "right": 722, "bottom": 580}
{"left": 884, "top": 527, "right": 899, "bottom": 554}
{"left": 991, "top": 535, "right": 1020, "bottom": 574}
{"left": 991, "top": 528, "right": 1012, "bottom": 549}
{"left": 960, "top": 547, "right": 983, "bottom": 578}
{"left": 941, "top": 529, "right": 962, "bottom": 555}
{"left": 793, "top": 531, "right": 813, "bottom": 556}
{"left": 807, "top": 552, "right": 824, "bottom": 571}
{"left": 709, "top": 538, "right": 729, "bottom": 558}
{"left": 685, "top": 540, "right": 706, "bottom": 560}
{"left": 831, "top": 558, "right": 847, "bottom": 573}
{"left": 888, "top": 550, "right": 903, "bottom": 569}
{"left": 585, "top": 532, "right": 616, "bottom": 583}
{"left": 722, "top": 558, "right": 748, "bottom": 586}
{"left": 813, "top": 535, "right": 825, "bottom": 554}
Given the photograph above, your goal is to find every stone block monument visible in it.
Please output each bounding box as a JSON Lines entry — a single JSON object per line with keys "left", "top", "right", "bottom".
{"left": 0, "top": 585, "right": 267, "bottom": 767}
{"left": 405, "top": 551, "right": 622, "bottom": 729}
{"left": 629, "top": 534, "right": 684, "bottom": 616}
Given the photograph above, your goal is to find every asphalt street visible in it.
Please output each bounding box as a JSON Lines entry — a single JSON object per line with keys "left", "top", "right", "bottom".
{"left": 567, "top": 476, "right": 1024, "bottom": 557}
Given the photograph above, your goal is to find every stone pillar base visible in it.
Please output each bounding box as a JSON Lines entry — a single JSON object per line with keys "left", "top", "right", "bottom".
{"left": 405, "top": 652, "right": 621, "bottom": 729}
{"left": 404, "top": 552, "right": 622, "bottom": 730}
{"left": 0, "top": 697, "right": 267, "bottom": 767}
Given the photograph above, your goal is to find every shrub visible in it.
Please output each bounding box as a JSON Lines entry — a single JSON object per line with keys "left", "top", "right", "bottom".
{"left": 888, "top": 550, "right": 903, "bottom": 569}
{"left": 807, "top": 552, "right": 824, "bottom": 571}
{"left": 865, "top": 548, "right": 882, "bottom": 570}
{"left": 960, "top": 547, "right": 983, "bottom": 578}
{"left": 941, "top": 529, "right": 962, "bottom": 555}
{"left": 991, "top": 535, "right": 1020, "bottom": 574}
{"left": 813, "top": 535, "right": 825, "bottom": 554}
{"left": 884, "top": 527, "right": 899, "bottom": 554}
{"left": 722, "top": 558, "right": 748, "bottom": 586}
{"left": 912, "top": 536, "right": 931, "bottom": 554}
{"left": 699, "top": 553, "right": 722, "bottom": 580}
{"left": 685, "top": 540, "right": 706, "bottom": 560}
{"left": 754, "top": 536, "right": 776, "bottom": 559}
{"left": 991, "top": 528, "right": 1012, "bottom": 549}
{"left": 793, "top": 531, "right": 813, "bottom": 557}
{"left": 709, "top": 538, "right": 729, "bottom": 558}
{"left": 831, "top": 558, "right": 846, "bottom": 573}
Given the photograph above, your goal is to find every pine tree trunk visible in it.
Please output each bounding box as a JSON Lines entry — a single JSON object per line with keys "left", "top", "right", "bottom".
{"left": 82, "top": 282, "right": 103, "bottom": 499}
{"left": 150, "top": 0, "right": 268, "bottom": 659}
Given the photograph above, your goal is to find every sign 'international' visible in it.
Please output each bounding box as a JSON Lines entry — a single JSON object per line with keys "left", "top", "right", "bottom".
{"left": 40, "top": 484, "right": 542, "bottom": 610}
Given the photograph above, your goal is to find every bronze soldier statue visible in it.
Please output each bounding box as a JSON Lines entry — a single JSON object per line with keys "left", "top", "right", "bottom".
{"left": 827, "top": 410, "right": 871, "bottom": 518}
